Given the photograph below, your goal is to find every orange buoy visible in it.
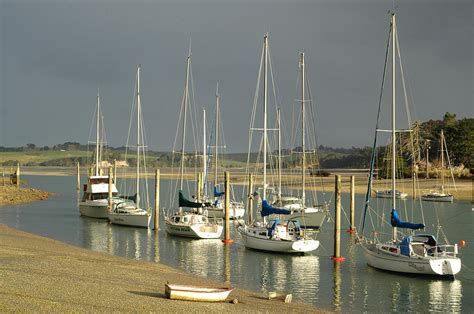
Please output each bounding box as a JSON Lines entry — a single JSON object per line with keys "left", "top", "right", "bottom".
{"left": 459, "top": 240, "right": 466, "bottom": 248}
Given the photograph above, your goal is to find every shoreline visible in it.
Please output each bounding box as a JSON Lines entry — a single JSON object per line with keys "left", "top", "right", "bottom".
{"left": 19, "top": 166, "right": 473, "bottom": 202}
{"left": 0, "top": 224, "right": 322, "bottom": 312}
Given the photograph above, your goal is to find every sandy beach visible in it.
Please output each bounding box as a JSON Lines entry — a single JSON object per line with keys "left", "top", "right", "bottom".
{"left": 0, "top": 224, "right": 322, "bottom": 312}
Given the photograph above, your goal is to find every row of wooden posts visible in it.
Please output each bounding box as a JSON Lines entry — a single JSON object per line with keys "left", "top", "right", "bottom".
{"left": 76, "top": 162, "right": 355, "bottom": 260}
{"left": 1, "top": 163, "right": 21, "bottom": 186}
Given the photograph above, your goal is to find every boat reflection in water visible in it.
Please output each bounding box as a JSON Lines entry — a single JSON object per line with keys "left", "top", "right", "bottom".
{"left": 163, "top": 235, "right": 225, "bottom": 280}
{"left": 428, "top": 279, "right": 462, "bottom": 312}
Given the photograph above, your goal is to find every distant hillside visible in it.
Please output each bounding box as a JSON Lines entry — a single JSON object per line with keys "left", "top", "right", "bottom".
{"left": 1, "top": 113, "right": 471, "bottom": 170}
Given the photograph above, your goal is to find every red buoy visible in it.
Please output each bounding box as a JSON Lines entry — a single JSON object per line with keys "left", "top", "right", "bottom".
{"left": 459, "top": 240, "right": 466, "bottom": 248}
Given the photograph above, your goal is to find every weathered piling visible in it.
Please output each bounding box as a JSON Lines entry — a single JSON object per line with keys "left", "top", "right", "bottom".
{"left": 196, "top": 172, "right": 202, "bottom": 203}
{"left": 222, "top": 171, "right": 233, "bottom": 244}
{"left": 113, "top": 159, "right": 117, "bottom": 184}
{"left": 108, "top": 166, "right": 113, "bottom": 211}
{"left": 77, "top": 162, "right": 81, "bottom": 191}
{"left": 247, "top": 173, "right": 253, "bottom": 224}
{"left": 349, "top": 176, "right": 355, "bottom": 232}
{"left": 332, "top": 175, "right": 345, "bottom": 261}
{"left": 16, "top": 163, "right": 20, "bottom": 186}
{"left": 154, "top": 169, "right": 160, "bottom": 231}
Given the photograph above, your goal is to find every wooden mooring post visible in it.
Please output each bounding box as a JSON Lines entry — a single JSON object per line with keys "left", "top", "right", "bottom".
{"left": 222, "top": 171, "right": 233, "bottom": 244}
{"left": 76, "top": 162, "right": 81, "bottom": 191}
{"left": 108, "top": 166, "right": 113, "bottom": 212}
{"left": 247, "top": 173, "right": 253, "bottom": 224}
{"left": 154, "top": 169, "right": 160, "bottom": 231}
{"left": 346, "top": 175, "right": 356, "bottom": 233}
{"left": 16, "top": 163, "right": 20, "bottom": 186}
{"left": 332, "top": 175, "right": 345, "bottom": 262}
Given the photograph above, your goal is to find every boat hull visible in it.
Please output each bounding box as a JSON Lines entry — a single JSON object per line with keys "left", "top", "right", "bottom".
{"left": 165, "top": 284, "right": 232, "bottom": 302}
{"left": 421, "top": 195, "right": 453, "bottom": 202}
{"left": 238, "top": 227, "right": 319, "bottom": 253}
{"left": 271, "top": 211, "right": 326, "bottom": 230}
{"left": 79, "top": 202, "right": 109, "bottom": 219}
{"left": 205, "top": 206, "right": 245, "bottom": 220}
{"left": 165, "top": 221, "right": 223, "bottom": 239}
{"left": 361, "top": 243, "right": 461, "bottom": 276}
{"left": 108, "top": 212, "right": 150, "bottom": 228}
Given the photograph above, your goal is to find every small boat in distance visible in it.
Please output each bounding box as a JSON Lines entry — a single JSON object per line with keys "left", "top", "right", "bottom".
{"left": 374, "top": 189, "right": 408, "bottom": 200}
{"left": 421, "top": 129, "right": 455, "bottom": 202}
{"left": 165, "top": 283, "right": 233, "bottom": 302}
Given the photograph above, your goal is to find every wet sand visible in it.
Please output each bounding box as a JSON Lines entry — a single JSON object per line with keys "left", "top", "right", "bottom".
{"left": 0, "top": 224, "right": 322, "bottom": 312}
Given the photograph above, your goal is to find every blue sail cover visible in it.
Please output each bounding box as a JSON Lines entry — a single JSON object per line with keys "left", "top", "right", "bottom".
{"left": 213, "top": 186, "right": 225, "bottom": 197}
{"left": 390, "top": 209, "right": 425, "bottom": 230}
{"left": 261, "top": 200, "right": 291, "bottom": 217}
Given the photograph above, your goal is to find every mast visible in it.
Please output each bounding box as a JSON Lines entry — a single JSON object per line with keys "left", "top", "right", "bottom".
{"left": 440, "top": 129, "right": 444, "bottom": 193}
{"left": 391, "top": 14, "right": 397, "bottom": 241}
{"left": 180, "top": 52, "right": 191, "bottom": 191}
{"left": 203, "top": 109, "right": 207, "bottom": 198}
{"left": 214, "top": 83, "right": 219, "bottom": 188}
{"left": 95, "top": 92, "right": 100, "bottom": 176}
{"left": 277, "top": 108, "right": 282, "bottom": 201}
{"left": 300, "top": 52, "right": 306, "bottom": 206}
{"left": 136, "top": 65, "right": 141, "bottom": 208}
{"left": 263, "top": 33, "right": 268, "bottom": 202}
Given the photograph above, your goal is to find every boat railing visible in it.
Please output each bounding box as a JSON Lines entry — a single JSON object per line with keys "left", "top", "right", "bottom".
{"left": 428, "top": 244, "right": 458, "bottom": 258}
{"left": 207, "top": 217, "right": 224, "bottom": 226}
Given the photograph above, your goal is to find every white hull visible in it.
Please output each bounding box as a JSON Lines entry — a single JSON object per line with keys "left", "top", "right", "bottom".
{"left": 421, "top": 194, "right": 453, "bottom": 202}
{"left": 270, "top": 211, "right": 326, "bottom": 230}
{"left": 108, "top": 211, "right": 150, "bottom": 228}
{"left": 79, "top": 202, "right": 109, "bottom": 219}
{"left": 238, "top": 226, "right": 319, "bottom": 253}
{"left": 165, "top": 284, "right": 232, "bottom": 302}
{"left": 165, "top": 214, "right": 223, "bottom": 239}
{"left": 375, "top": 190, "right": 408, "bottom": 200}
{"left": 205, "top": 206, "right": 245, "bottom": 220}
{"left": 361, "top": 243, "right": 461, "bottom": 276}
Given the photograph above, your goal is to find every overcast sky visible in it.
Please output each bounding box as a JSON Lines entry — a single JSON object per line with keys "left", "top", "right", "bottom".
{"left": 1, "top": 0, "right": 472, "bottom": 152}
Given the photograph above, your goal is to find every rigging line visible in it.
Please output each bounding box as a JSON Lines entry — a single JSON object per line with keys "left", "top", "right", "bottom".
{"left": 361, "top": 19, "right": 392, "bottom": 234}
{"left": 395, "top": 27, "right": 412, "bottom": 127}
{"left": 243, "top": 40, "right": 264, "bottom": 201}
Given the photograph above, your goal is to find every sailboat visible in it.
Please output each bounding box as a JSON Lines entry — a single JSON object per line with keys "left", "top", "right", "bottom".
{"left": 202, "top": 85, "right": 245, "bottom": 220}
{"left": 79, "top": 92, "right": 125, "bottom": 219}
{"left": 165, "top": 50, "right": 224, "bottom": 239}
{"left": 359, "top": 13, "right": 461, "bottom": 276}
{"left": 237, "top": 33, "right": 319, "bottom": 253}
{"left": 269, "top": 52, "right": 327, "bottom": 230}
{"left": 421, "top": 130, "right": 455, "bottom": 202}
{"left": 108, "top": 66, "right": 151, "bottom": 228}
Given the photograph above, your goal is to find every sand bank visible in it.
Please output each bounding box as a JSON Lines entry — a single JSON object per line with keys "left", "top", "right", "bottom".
{"left": 0, "top": 224, "right": 322, "bottom": 312}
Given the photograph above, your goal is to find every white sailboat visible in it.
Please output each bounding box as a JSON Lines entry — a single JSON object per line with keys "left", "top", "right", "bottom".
{"left": 79, "top": 92, "right": 124, "bottom": 219}
{"left": 108, "top": 66, "right": 151, "bottom": 228}
{"left": 202, "top": 86, "right": 245, "bottom": 220}
{"left": 238, "top": 33, "right": 319, "bottom": 253}
{"left": 165, "top": 50, "right": 223, "bottom": 239}
{"left": 269, "top": 52, "right": 327, "bottom": 230}
{"left": 359, "top": 13, "right": 460, "bottom": 276}
{"left": 421, "top": 130, "right": 455, "bottom": 202}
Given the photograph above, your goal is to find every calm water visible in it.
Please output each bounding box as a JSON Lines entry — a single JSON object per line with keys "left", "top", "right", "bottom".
{"left": 1, "top": 175, "right": 473, "bottom": 312}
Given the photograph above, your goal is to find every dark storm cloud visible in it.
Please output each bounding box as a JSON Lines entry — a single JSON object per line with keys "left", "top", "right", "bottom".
{"left": 1, "top": 0, "right": 472, "bottom": 152}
